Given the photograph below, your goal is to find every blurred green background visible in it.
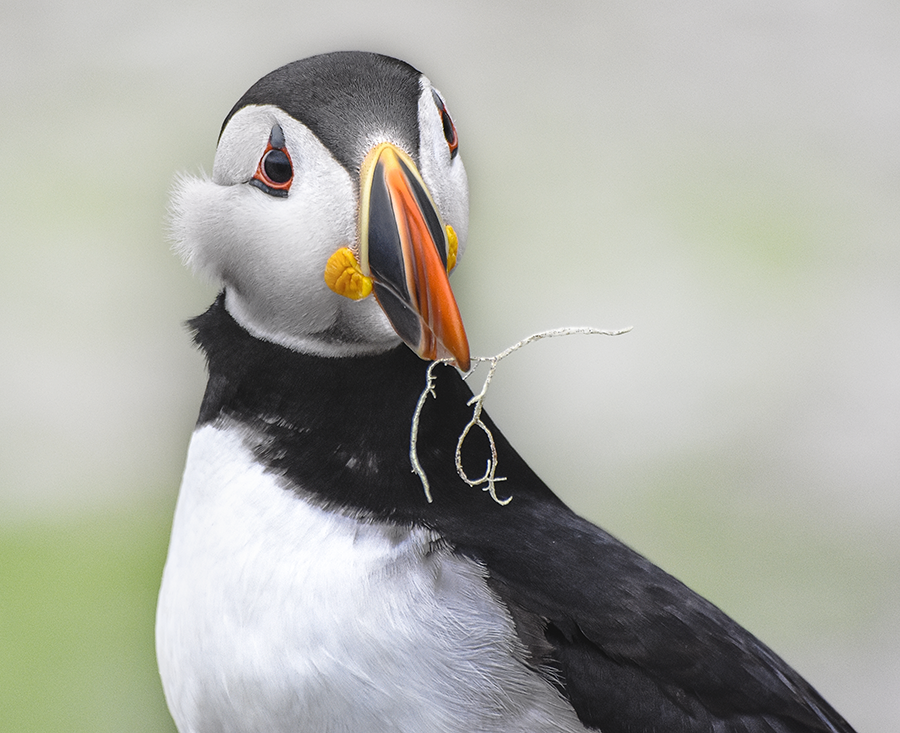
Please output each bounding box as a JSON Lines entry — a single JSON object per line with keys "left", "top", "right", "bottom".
{"left": 2, "top": 1, "right": 898, "bottom": 731}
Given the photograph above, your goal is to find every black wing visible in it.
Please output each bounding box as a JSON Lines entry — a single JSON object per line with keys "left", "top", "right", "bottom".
{"left": 425, "top": 392, "right": 857, "bottom": 733}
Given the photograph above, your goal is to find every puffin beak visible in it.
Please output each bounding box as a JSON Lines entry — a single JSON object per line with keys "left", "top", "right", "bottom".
{"left": 359, "top": 143, "right": 470, "bottom": 371}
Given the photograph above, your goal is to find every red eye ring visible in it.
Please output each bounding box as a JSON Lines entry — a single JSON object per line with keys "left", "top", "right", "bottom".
{"left": 251, "top": 125, "right": 293, "bottom": 197}
{"left": 431, "top": 89, "right": 459, "bottom": 159}
{"left": 259, "top": 148, "right": 292, "bottom": 186}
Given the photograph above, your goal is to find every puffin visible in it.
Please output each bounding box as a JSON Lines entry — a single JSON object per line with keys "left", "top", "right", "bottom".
{"left": 156, "top": 51, "right": 857, "bottom": 733}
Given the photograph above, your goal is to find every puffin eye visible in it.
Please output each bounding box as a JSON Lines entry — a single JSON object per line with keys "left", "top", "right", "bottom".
{"left": 251, "top": 124, "right": 293, "bottom": 197}
{"left": 431, "top": 89, "right": 459, "bottom": 159}
{"left": 262, "top": 149, "right": 292, "bottom": 184}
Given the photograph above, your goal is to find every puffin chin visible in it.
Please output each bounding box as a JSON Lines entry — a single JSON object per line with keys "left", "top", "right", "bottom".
{"left": 222, "top": 285, "right": 404, "bottom": 358}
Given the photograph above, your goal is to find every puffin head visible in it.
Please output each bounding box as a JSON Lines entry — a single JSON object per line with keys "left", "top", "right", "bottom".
{"left": 171, "top": 51, "right": 470, "bottom": 370}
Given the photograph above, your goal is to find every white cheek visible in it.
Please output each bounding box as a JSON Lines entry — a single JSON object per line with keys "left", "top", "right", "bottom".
{"left": 171, "top": 173, "right": 348, "bottom": 302}
{"left": 227, "top": 169, "right": 356, "bottom": 297}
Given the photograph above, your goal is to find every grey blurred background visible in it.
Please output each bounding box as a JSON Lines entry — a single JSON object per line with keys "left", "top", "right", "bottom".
{"left": 1, "top": 1, "right": 897, "bottom": 731}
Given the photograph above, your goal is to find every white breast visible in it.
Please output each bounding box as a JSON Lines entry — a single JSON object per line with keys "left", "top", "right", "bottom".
{"left": 156, "top": 423, "right": 587, "bottom": 733}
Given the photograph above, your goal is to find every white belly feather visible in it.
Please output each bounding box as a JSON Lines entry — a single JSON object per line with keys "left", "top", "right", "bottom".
{"left": 156, "top": 424, "right": 586, "bottom": 733}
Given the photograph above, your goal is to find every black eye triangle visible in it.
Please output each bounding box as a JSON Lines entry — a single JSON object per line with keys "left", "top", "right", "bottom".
{"left": 270, "top": 123, "right": 285, "bottom": 150}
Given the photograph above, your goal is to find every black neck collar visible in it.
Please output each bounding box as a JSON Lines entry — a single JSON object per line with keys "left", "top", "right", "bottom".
{"left": 189, "top": 295, "right": 561, "bottom": 527}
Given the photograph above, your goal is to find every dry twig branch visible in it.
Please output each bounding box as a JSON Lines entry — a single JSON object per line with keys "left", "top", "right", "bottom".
{"left": 409, "top": 326, "right": 632, "bottom": 504}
